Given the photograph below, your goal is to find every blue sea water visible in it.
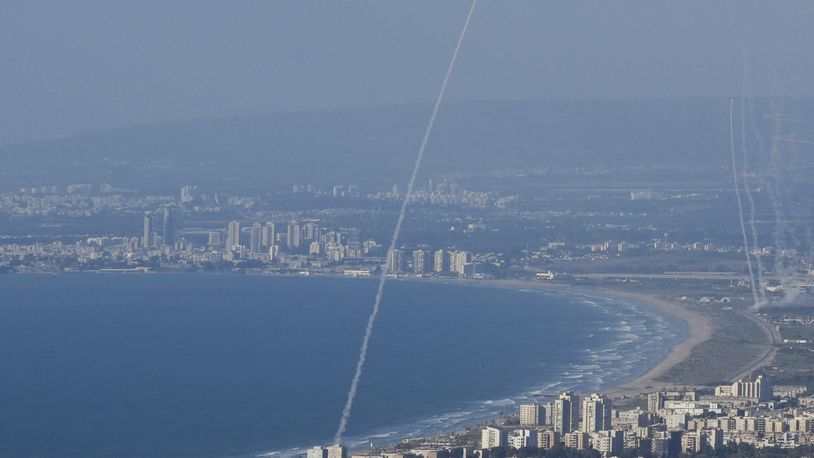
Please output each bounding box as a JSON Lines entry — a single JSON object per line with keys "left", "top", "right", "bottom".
{"left": 0, "top": 274, "right": 684, "bottom": 457}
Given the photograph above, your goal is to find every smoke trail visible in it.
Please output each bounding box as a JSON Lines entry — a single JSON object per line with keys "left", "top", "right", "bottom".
{"left": 738, "top": 53, "right": 766, "bottom": 305}
{"left": 771, "top": 136, "right": 814, "bottom": 146}
{"left": 334, "top": 0, "right": 478, "bottom": 444}
{"left": 763, "top": 96, "right": 805, "bottom": 305}
{"left": 729, "top": 98, "right": 760, "bottom": 307}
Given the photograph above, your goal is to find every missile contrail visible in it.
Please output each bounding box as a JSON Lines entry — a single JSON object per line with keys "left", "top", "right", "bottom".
{"left": 729, "top": 98, "right": 760, "bottom": 307}
{"left": 738, "top": 54, "right": 766, "bottom": 305}
{"left": 771, "top": 136, "right": 814, "bottom": 146}
{"left": 334, "top": 0, "right": 478, "bottom": 444}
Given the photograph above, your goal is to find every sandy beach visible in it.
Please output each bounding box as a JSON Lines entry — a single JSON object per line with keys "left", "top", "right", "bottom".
{"left": 396, "top": 276, "right": 717, "bottom": 396}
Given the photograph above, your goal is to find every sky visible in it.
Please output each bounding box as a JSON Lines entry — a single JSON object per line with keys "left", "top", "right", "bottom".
{"left": 1, "top": 0, "right": 813, "bottom": 146}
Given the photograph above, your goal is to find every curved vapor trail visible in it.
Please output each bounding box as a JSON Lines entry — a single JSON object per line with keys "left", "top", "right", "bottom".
{"left": 729, "top": 98, "right": 760, "bottom": 307}
{"left": 334, "top": 0, "right": 478, "bottom": 444}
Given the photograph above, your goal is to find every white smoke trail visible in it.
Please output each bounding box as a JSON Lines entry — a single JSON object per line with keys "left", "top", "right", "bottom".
{"left": 729, "top": 98, "right": 760, "bottom": 307}
{"left": 764, "top": 97, "right": 804, "bottom": 305}
{"left": 334, "top": 0, "right": 478, "bottom": 444}
{"left": 771, "top": 136, "right": 814, "bottom": 146}
{"left": 738, "top": 53, "right": 766, "bottom": 305}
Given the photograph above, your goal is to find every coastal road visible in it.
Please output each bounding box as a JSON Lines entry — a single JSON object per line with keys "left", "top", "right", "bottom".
{"left": 728, "top": 310, "right": 781, "bottom": 382}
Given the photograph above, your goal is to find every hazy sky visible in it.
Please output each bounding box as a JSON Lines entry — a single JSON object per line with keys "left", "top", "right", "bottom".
{"left": 1, "top": 0, "right": 813, "bottom": 146}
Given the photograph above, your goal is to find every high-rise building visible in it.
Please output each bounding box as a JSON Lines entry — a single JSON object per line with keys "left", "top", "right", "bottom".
{"left": 563, "top": 432, "right": 588, "bottom": 450}
{"left": 307, "top": 446, "right": 328, "bottom": 458}
{"left": 590, "top": 430, "right": 624, "bottom": 456}
{"left": 680, "top": 431, "right": 705, "bottom": 454}
{"left": 326, "top": 444, "right": 347, "bottom": 458}
{"left": 481, "top": 426, "right": 506, "bottom": 449}
{"left": 450, "top": 250, "right": 472, "bottom": 277}
{"left": 249, "top": 223, "right": 262, "bottom": 255}
{"left": 162, "top": 205, "right": 177, "bottom": 247}
{"left": 433, "top": 249, "right": 447, "bottom": 273}
{"left": 207, "top": 231, "right": 221, "bottom": 247}
{"left": 287, "top": 221, "right": 301, "bottom": 250}
{"left": 520, "top": 403, "right": 544, "bottom": 427}
{"left": 387, "top": 248, "right": 404, "bottom": 274}
{"left": 180, "top": 185, "right": 198, "bottom": 204}
{"left": 553, "top": 391, "right": 580, "bottom": 433}
{"left": 412, "top": 249, "right": 430, "bottom": 275}
{"left": 142, "top": 212, "right": 154, "bottom": 248}
{"left": 226, "top": 220, "right": 241, "bottom": 251}
{"left": 537, "top": 430, "right": 560, "bottom": 450}
{"left": 304, "top": 222, "right": 320, "bottom": 242}
{"left": 703, "top": 428, "right": 724, "bottom": 450}
{"left": 582, "top": 393, "right": 613, "bottom": 432}
{"left": 507, "top": 429, "right": 537, "bottom": 449}
{"left": 648, "top": 392, "right": 666, "bottom": 412}
{"left": 268, "top": 244, "right": 279, "bottom": 262}
{"left": 262, "top": 222, "right": 276, "bottom": 250}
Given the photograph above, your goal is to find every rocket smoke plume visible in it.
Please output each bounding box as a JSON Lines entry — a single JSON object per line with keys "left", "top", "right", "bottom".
{"left": 738, "top": 53, "right": 766, "bottom": 305}
{"left": 334, "top": 0, "right": 478, "bottom": 444}
{"left": 729, "top": 98, "right": 760, "bottom": 307}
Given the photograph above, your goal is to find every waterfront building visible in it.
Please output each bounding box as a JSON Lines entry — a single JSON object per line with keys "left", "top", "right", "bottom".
{"left": 520, "top": 403, "right": 544, "bottom": 427}
{"left": 326, "top": 444, "right": 347, "bottom": 458}
{"left": 261, "top": 222, "right": 276, "bottom": 250}
{"left": 387, "top": 248, "right": 404, "bottom": 274}
{"left": 287, "top": 221, "right": 301, "bottom": 250}
{"left": 714, "top": 375, "right": 773, "bottom": 401}
{"left": 268, "top": 244, "right": 279, "bottom": 262}
{"left": 412, "top": 249, "right": 430, "bottom": 275}
{"left": 207, "top": 231, "right": 221, "bottom": 247}
{"left": 307, "top": 446, "right": 328, "bottom": 458}
{"left": 450, "top": 250, "right": 473, "bottom": 277}
{"left": 142, "top": 212, "right": 154, "bottom": 248}
{"left": 249, "top": 223, "right": 262, "bottom": 255}
{"left": 304, "top": 221, "right": 320, "bottom": 242}
{"left": 226, "top": 220, "right": 241, "bottom": 251}
{"left": 553, "top": 391, "right": 580, "bottom": 433}
{"left": 162, "top": 205, "right": 177, "bottom": 247}
{"left": 582, "top": 393, "right": 613, "bottom": 432}
{"left": 481, "top": 426, "right": 506, "bottom": 449}
{"left": 433, "top": 249, "right": 447, "bottom": 273}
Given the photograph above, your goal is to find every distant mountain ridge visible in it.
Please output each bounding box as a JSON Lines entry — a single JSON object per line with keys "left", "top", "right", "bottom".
{"left": 2, "top": 98, "right": 805, "bottom": 190}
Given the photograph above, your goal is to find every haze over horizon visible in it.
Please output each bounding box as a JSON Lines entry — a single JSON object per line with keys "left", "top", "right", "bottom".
{"left": 2, "top": 0, "right": 814, "bottom": 146}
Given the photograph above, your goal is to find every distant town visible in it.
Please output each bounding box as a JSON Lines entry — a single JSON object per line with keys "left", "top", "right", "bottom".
{"left": 2, "top": 165, "right": 814, "bottom": 457}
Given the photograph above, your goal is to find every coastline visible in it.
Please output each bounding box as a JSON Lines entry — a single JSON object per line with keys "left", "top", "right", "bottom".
{"left": 392, "top": 277, "right": 715, "bottom": 395}
{"left": 42, "top": 270, "right": 718, "bottom": 394}
{"left": 11, "top": 271, "right": 721, "bottom": 456}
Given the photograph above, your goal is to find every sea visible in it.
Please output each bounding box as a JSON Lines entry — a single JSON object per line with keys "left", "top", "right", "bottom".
{"left": 0, "top": 273, "right": 685, "bottom": 457}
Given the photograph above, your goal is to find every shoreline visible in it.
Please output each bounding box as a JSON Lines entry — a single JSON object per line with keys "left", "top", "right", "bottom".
{"left": 11, "top": 271, "right": 722, "bottom": 456}
{"left": 414, "top": 278, "right": 716, "bottom": 395}
{"left": 26, "top": 271, "right": 718, "bottom": 393}
{"left": 257, "top": 275, "right": 706, "bottom": 457}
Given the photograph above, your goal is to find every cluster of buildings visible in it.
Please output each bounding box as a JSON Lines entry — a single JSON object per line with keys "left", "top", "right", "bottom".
{"left": 386, "top": 248, "right": 474, "bottom": 277}
{"left": 464, "top": 376, "right": 814, "bottom": 457}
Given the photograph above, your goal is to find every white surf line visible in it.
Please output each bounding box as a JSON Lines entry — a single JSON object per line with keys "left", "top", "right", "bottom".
{"left": 730, "top": 98, "right": 760, "bottom": 307}
{"left": 334, "top": 0, "right": 478, "bottom": 445}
